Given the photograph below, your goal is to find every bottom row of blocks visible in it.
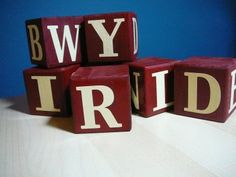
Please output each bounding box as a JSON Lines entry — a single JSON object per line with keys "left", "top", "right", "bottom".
{"left": 23, "top": 57, "right": 236, "bottom": 133}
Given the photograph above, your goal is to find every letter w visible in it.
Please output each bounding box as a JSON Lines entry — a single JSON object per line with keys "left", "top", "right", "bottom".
{"left": 47, "top": 25, "right": 80, "bottom": 63}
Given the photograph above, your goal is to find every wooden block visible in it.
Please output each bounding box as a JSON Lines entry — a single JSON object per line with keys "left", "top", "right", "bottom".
{"left": 23, "top": 65, "right": 80, "bottom": 116}
{"left": 129, "top": 57, "right": 178, "bottom": 117}
{"left": 70, "top": 65, "right": 131, "bottom": 133}
{"left": 25, "top": 16, "right": 83, "bottom": 68}
{"left": 174, "top": 57, "right": 236, "bottom": 122}
{"left": 84, "top": 12, "right": 138, "bottom": 64}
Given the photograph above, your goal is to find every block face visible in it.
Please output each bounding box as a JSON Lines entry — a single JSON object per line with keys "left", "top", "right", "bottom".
{"left": 23, "top": 65, "right": 79, "bottom": 116}
{"left": 129, "top": 58, "right": 177, "bottom": 117}
{"left": 70, "top": 65, "right": 131, "bottom": 133}
{"left": 26, "top": 16, "right": 83, "bottom": 68}
{"left": 84, "top": 12, "right": 138, "bottom": 64}
{"left": 174, "top": 57, "right": 236, "bottom": 122}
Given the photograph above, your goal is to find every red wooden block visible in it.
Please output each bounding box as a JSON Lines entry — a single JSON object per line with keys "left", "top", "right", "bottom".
{"left": 70, "top": 65, "right": 131, "bottom": 133}
{"left": 84, "top": 12, "right": 138, "bottom": 64}
{"left": 129, "top": 57, "right": 178, "bottom": 117}
{"left": 23, "top": 65, "right": 80, "bottom": 116}
{"left": 174, "top": 57, "right": 236, "bottom": 122}
{"left": 25, "top": 16, "right": 83, "bottom": 68}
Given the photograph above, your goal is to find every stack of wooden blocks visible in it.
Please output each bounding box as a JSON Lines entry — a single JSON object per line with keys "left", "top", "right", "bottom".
{"left": 23, "top": 12, "right": 236, "bottom": 134}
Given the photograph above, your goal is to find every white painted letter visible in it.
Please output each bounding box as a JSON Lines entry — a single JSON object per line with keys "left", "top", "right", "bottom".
{"left": 88, "top": 18, "right": 125, "bottom": 57}
{"left": 27, "top": 25, "right": 43, "bottom": 61}
{"left": 152, "top": 70, "right": 173, "bottom": 111}
{"left": 229, "top": 69, "right": 236, "bottom": 113}
{"left": 132, "top": 17, "right": 138, "bottom": 54}
{"left": 76, "top": 85, "right": 122, "bottom": 129}
{"left": 31, "top": 76, "right": 60, "bottom": 112}
{"left": 184, "top": 72, "right": 221, "bottom": 114}
{"left": 47, "top": 25, "right": 80, "bottom": 63}
{"left": 131, "top": 72, "right": 140, "bottom": 110}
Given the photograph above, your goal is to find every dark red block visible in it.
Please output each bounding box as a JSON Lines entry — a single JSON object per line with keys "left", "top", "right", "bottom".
{"left": 70, "top": 65, "right": 131, "bottom": 133}
{"left": 84, "top": 12, "right": 138, "bottom": 64}
{"left": 23, "top": 65, "right": 80, "bottom": 116}
{"left": 174, "top": 57, "right": 236, "bottom": 122}
{"left": 25, "top": 16, "right": 83, "bottom": 68}
{"left": 129, "top": 57, "right": 178, "bottom": 117}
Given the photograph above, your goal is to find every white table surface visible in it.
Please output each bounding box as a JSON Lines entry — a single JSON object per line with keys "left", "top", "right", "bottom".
{"left": 0, "top": 95, "right": 236, "bottom": 177}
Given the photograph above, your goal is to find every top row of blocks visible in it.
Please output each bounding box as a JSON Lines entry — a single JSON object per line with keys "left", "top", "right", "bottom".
{"left": 25, "top": 12, "right": 138, "bottom": 68}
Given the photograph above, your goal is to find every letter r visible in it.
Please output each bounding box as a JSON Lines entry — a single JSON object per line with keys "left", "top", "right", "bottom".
{"left": 76, "top": 85, "right": 122, "bottom": 129}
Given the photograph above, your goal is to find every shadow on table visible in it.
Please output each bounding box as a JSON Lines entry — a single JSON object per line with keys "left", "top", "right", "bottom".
{"left": 6, "top": 95, "right": 74, "bottom": 133}
{"left": 7, "top": 95, "right": 29, "bottom": 114}
{"left": 47, "top": 117, "right": 74, "bottom": 133}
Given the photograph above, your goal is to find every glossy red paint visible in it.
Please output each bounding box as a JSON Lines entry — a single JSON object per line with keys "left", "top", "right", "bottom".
{"left": 70, "top": 65, "right": 132, "bottom": 133}
{"left": 129, "top": 57, "right": 178, "bottom": 117}
{"left": 26, "top": 16, "right": 83, "bottom": 68}
{"left": 84, "top": 12, "right": 138, "bottom": 64}
{"left": 23, "top": 65, "right": 80, "bottom": 116}
{"left": 174, "top": 57, "right": 236, "bottom": 122}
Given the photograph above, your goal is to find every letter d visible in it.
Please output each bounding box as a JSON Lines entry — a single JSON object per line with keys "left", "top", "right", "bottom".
{"left": 184, "top": 72, "right": 221, "bottom": 114}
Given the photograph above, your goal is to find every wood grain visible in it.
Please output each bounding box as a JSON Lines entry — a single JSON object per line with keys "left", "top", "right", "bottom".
{"left": 0, "top": 95, "right": 236, "bottom": 177}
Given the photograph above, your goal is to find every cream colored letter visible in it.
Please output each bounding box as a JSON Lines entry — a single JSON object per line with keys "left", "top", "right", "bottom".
{"left": 152, "top": 70, "right": 173, "bottom": 111}
{"left": 31, "top": 76, "right": 60, "bottom": 112}
{"left": 27, "top": 25, "right": 43, "bottom": 61}
{"left": 47, "top": 25, "right": 80, "bottom": 63}
{"left": 184, "top": 72, "right": 221, "bottom": 114}
{"left": 229, "top": 69, "right": 236, "bottom": 113}
{"left": 131, "top": 72, "right": 140, "bottom": 110}
{"left": 88, "top": 18, "right": 125, "bottom": 57}
{"left": 132, "top": 17, "right": 138, "bottom": 54}
{"left": 76, "top": 85, "right": 122, "bottom": 129}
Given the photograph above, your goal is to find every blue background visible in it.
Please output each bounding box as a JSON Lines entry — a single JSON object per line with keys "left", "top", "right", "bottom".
{"left": 0, "top": 0, "right": 236, "bottom": 98}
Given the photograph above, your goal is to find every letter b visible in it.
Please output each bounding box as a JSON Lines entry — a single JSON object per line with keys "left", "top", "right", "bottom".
{"left": 27, "top": 25, "right": 43, "bottom": 61}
